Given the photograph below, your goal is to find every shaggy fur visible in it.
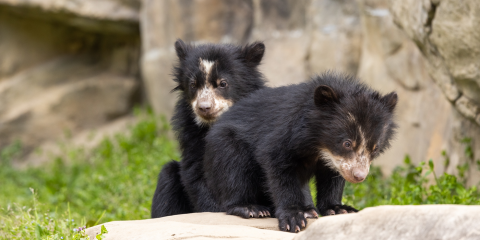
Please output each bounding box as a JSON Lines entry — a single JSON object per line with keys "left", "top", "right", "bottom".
{"left": 151, "top": 39, "right": 267, "bottom": 218}
{"left": 203, "top": 72, "right": 398, "bottom": 232}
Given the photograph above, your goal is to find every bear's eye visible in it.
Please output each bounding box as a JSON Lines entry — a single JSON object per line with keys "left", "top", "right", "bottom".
{"left": 190, "top": 81, "right": 196, "bottom": 89}
{"left": 343, "top": 141, "right": 352, "bottom": 150}
{"left": 219, "top": 80, "right": 228, "bottom": 88}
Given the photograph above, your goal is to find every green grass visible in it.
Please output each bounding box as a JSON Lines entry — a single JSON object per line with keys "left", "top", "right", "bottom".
{"left": 1, "top": 110, "right": 178, "bottom": 239}
{"left": 310, "top": 145, "right": 480, "bottom": 208}
{"left": 342, "top": 157, "right": 480, "bottom": 208}
{"left": 1, "top": 110, "right": 479, "bottom": 239}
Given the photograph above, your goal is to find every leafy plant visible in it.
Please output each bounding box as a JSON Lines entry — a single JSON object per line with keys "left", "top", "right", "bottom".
{"left": 94, "top": 225, "right": 108, "bottom": 240}
{"left": 342, "top": 155, "right": 480, "bottom": 209}
{"left": 0, "top": 189, "right": 107, "bottom": 240}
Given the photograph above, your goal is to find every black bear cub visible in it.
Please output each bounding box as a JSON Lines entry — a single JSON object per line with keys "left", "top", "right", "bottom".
{"left": 203, "top": 73, "right": 398, "bottom": 232}
{"left": 151, "top": 39, "right": 267, "bottom": 218}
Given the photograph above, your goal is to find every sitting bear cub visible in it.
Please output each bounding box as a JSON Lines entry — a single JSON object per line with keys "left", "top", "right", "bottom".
{"left": 203, "top": 73, "right": 398, "bottom": 232}
{"left": 151, "top": 39, "right": 267, "bottom": 218}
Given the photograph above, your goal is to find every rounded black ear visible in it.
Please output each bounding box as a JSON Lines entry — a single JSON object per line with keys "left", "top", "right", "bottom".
{"left": 314, "top": 85, "right": 339, "bottom": 107}
{"left": 381, "top": 92, "right": 398, "bottom": 112}
{"left": 242, "top": 42, "right": 265, "bottom": 65}
{"left": 175, "top": 39, "right": 188, "bottom": 60}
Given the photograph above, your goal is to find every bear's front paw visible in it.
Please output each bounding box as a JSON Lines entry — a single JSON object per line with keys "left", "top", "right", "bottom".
{"left": 277, "top": 208, "right": 308, "bottom": 233}
{"left": 320, "top": 205, "right": 358, "bottom": 216}
{"left": 226, "top": 205, "right": 271, "bottom": 218}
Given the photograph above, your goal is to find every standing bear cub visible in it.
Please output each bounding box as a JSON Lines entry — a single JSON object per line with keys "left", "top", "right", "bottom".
{"left": 151, "top": 40, "right": 267, "bottom": 218}
{"left": 203, "top": 73, "right": 398, "bottom": 232}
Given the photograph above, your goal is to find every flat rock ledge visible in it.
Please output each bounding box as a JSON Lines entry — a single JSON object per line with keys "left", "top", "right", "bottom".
{"left": 86, "top": 205, "right": 480, "bottom": 240}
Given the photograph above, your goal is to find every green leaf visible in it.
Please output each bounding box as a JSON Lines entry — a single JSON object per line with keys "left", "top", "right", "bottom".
{"left": 101, "top": 225, "right": 108, "bottom": 234}
{"left": 428, "top": 159, "right": 434, "bottom": 170}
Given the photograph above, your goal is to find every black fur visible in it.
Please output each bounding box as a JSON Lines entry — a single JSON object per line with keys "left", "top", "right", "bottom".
{"left": 203, "top": 72, "right": 397, "bottom": 232}
{"left": 151, "top": 39, "right": 267, "bottom": 218}
{"left": 151, "top": 161, "right": 192, "bottom": 217}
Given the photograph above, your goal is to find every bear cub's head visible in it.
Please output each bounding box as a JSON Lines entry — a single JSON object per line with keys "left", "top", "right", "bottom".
{"left": 172, "top": 39, "right": 266, "bottom": 126}
{"left": 312, "top": 79, "right": 398, "bottom": 184}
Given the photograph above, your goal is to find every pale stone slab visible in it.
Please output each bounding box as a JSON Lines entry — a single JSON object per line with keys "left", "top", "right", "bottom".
{"left": 86, "top": 212, "right": 298, "bottom": 240}
{"left": 87, "top": 205, "right": 480, "bottom": 240}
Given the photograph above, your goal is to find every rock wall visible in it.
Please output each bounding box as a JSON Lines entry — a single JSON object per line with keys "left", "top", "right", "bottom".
{"left": 388, "top": 0, "right": 480, "bottom": 182}
{"left": 353, "top": 0, "right": 457, "bottom": 175}
{"left": 140, "top": 0, "right": 255, "bottom": 119}
{"left": 0, "top": 1, "right": 141, "bottom": 155}
{"left": 140, "top": 0, "right": 362, "bottom": 114}
{"left": 140, "top": 0, "right": 479, "bottom": 181}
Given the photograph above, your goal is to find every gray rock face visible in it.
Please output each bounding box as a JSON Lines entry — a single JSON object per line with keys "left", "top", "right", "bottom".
{"left": 306, "top": 0, "right": 362, "bottom": 76}
{"left": 388, "top": 0, "right": 480, "bottom": 183}
{"left": 390, "top": 0, "right": 480, "bottom": 126}
{"left": 353, "top": 0, "right": 458, "bottom": 176}
{"left": 255, "top": 0, "right": 362, "bottom": 87}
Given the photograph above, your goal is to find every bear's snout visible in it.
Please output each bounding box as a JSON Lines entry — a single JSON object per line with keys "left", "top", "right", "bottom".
{"left": 353, "top": 169, "right": 367, "bottom": 182}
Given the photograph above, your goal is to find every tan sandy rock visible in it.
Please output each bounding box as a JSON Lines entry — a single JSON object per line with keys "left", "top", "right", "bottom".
{"left": 86, "top": 205, "right": 480, "bottom": 240}
{"left": 86, "top": 212, "right": 300, "bottom": 240}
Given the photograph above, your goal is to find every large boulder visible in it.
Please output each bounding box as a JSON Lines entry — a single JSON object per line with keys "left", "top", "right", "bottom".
{"left": 86, "top": 212, "right": 299, "bottom": 240}
{"left": 85, "top": 205, "right": 480, "bottom": 240}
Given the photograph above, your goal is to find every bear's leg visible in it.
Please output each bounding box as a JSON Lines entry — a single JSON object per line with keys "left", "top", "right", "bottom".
{"left": 220, "top": 158, "right": 272, "bottom": 218}
{"left": 315, "top": 166, "right": 358, "bottom": 216}
{"left": 266, "top": 168, "right": 310, "bottom": 233}
{"left": 151, "top": 161, "right": 193, "bottom": 218}
{"left": 180, "top": 155, "right": 222, "bottom": 212}
{"left": 189, "top": 177, "right": 222, "bottom": 212}
{"left": 302, "top": 184, "right": 319, "bottom": 218}
{"left": 204, "top": 133, "right": 271, "bottom": 218}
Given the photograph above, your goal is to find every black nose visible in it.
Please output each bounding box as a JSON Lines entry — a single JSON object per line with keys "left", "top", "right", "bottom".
{"left": 198, "top": 102, "right": 212, "bottom": 113}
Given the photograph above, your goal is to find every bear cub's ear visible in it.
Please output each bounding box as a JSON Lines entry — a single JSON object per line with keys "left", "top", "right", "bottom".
{"left": 381, "top": 92, "right": 398, "bottom": 112}
{"left": 314, "top": 85, "right": 339, "bottom": 107}
{"left": 242, "top": 42, "right": 265, "bottom": 65}
{"left": 175, "top": 39, "right": 189, "bottom": 60}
